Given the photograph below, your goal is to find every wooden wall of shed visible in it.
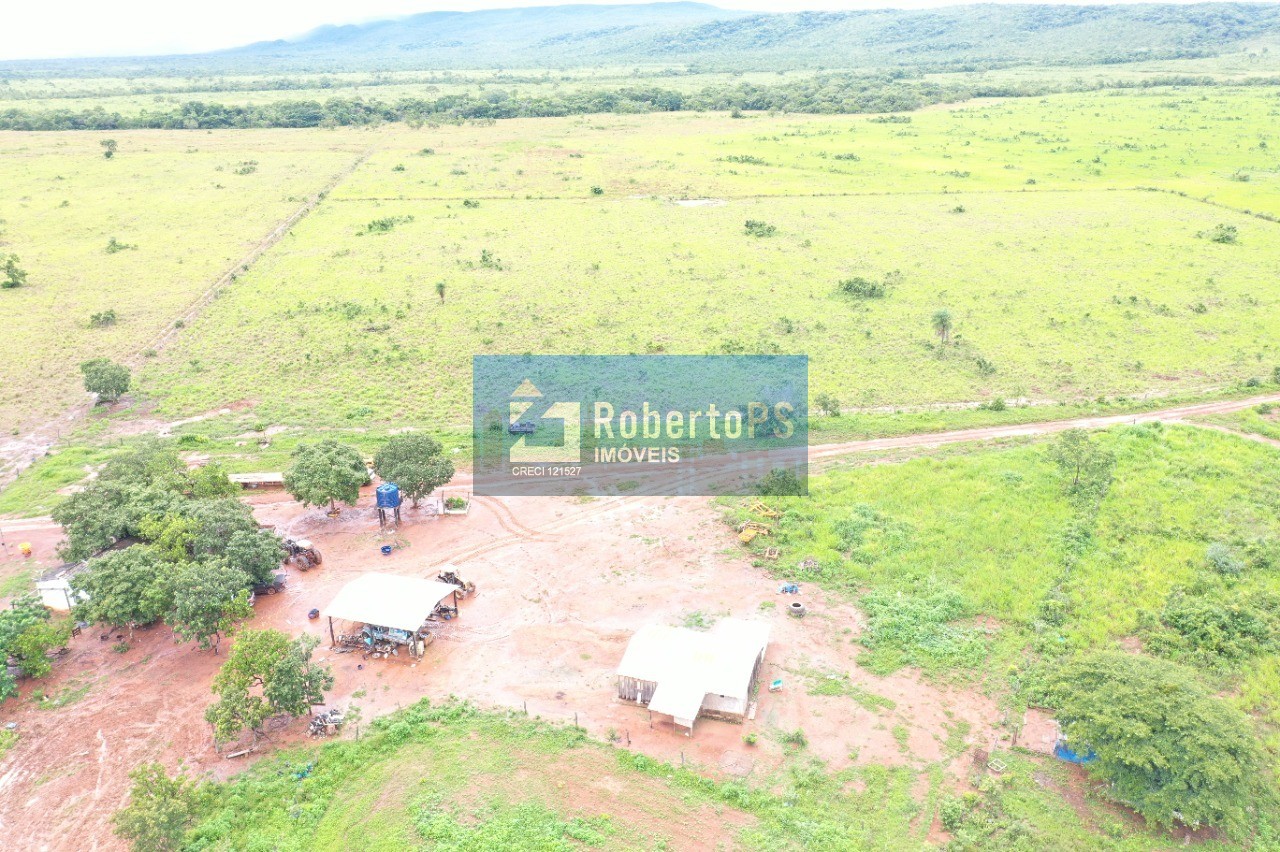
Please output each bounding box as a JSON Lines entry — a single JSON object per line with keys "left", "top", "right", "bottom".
{"left": 617, "top": 676, "right": 657, "bottom": 704}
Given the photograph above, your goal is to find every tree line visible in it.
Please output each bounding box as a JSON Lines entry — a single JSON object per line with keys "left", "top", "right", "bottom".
{"left": 8, "top": 72, "right": 1276, "bottom": 131}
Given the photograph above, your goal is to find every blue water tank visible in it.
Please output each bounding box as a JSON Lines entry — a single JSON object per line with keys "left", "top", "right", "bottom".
{"left": 375, "top": 483, "right": 402, "bottom": 508}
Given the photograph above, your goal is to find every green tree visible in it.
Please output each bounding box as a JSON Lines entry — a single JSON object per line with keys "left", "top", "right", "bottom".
{"left": 101, "top": 139, "right": 118, "bottom": 158}
{"left": 435, "top": 280, "right": 446, "bottom": 303}
{"left": 80, "top": 358, "right": 131, "bottom": 403}
{"left": 931, "top": 309, "right": 953, "bottom": 344}
{"left": 187, "top": 461, "right": 239, "bottom": 499}
{"left": 10, "top": 621, "right": 71, "bottom": 680}
{"left": 1, "top": 253, "right": 27, "bottom": 289}
{"left": 205, "top": 630, "right": 333, "bottom": 743}
{"left": 223, "top": 529, "right": 285, "bottom": 585}
{"left": 112, "top": 762, "right": 202, "bottom": 852}
{"left": 1047, "top": 428, "right": 1116, "bottom": 500}
{"left": 0, "top": 595, "right": 52, "bottom": 700}
{"left": 71, "top": 546, "right": 175, "bottom": 634}
{"left": 373, "top": 434, "right": 455, "bottom": 508}
{"left": 138, "top": 512, "right": 200, "bottom": 562}
{"left": 184, "top": 498, "right": 259, "bottom": 559}
{"left": 284, "top": 440, "right": 369, "bottom": 512}
{"left": 168, "top": 561, "right": 253, "bottom": 653}
{"left": 1049, "top": 652, "right": 1270, "bottom": 835}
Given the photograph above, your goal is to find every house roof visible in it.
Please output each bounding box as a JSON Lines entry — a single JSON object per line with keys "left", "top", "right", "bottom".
{"left": 617, "top": 618, "right": 770, "bottom": 717}
{"left": 322, "top": 573, "right": 459, "bottom": 632}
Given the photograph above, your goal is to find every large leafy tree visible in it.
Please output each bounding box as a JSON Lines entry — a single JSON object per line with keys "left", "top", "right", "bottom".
{"left": 52, "top": 441, "right": 191, "bottom": 561}
{"left": 372, "top": 434, "right": 455, "bottom": 508}
{"left": 168, "top": 561, "right": 253, "bottom": 654}
{"left": 1049, "top": 651, "right": 1270, "bottom": 835}
{"left": 71, "top": 546, "right": 175, "bottom": 634}
{"left": 284, "top": 440, "right": 369, "bottom": 512}
{"left": 184, "top": 498, "right": 259, "bottom": 559}
{"left": 205, "top": 630, "right": 333, "bottom": 743}
{"left": 80, "top": 358, "right": 131, "bottom": 404}
{"left": 112, "top": 762, "right": 203, "bottom": 852}
{"left": 223, "top": 529, "right": 285, "bottom": 585}
{"left": 187, "top": 461, "right": 239, "bottom": 499}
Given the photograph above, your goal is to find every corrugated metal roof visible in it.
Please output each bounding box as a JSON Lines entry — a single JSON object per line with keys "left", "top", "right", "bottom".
{"left": 617, "top": 618, "right": 769, "bottom": 706}
{"left": 323, "top": 573, "right": 459, "bottom": 632}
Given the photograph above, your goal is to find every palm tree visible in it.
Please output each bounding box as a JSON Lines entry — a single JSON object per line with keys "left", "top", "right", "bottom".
{"left": 435, "top": 281, "right": 446, "bottom": 303}
{"left": 932, "top": 309, "right": 953, "bottom": 344}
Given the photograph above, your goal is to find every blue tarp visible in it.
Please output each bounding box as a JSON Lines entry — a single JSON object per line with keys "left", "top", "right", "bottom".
{"left": 1054, "top": 741, "right": 1097, "bottom": 764}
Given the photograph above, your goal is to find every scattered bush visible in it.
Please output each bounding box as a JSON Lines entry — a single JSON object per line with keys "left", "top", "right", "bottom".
{"left": 2, "top": 253, "right": 27, "bottom": 289}
{"left": 837, "top": 276, "right": 887, "bottom": 299}
{"left": 1206, "top": 542, "right": 1244, "bottom": 576}
{"left": 1198, "top": 223, "right": 1238, "bottom": 244}
{"left": 814, "top": 392, "right": 841, "bottom": 417}
{"left": 744, "top": 220, "right": 777, "bottom": 237}
{"left": 89, "top": 308, "right": 118, "bottom": 328}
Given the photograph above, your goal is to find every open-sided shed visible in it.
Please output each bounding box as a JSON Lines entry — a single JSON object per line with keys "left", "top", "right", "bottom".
{"left": 322, "top": 573, "right": 461, "bottom": 649}
{"left": 616, "top": 618, "right": 769, "bottom": 734}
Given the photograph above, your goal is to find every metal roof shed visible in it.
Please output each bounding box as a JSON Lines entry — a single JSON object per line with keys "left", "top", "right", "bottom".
{"left": 322, "top": 573, "right": 460, "bottom": 644}
{"left": 616, "top": 619, "right": 770, "bottom": 734}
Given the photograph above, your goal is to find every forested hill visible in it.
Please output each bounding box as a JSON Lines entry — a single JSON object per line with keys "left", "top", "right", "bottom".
{"left": 6, "top": 2, "right": 1280, "bottom": 75}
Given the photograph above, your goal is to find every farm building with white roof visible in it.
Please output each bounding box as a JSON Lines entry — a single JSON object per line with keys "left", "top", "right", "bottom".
{"left": 616, "top": 618, "right": 770, "bottom": 734}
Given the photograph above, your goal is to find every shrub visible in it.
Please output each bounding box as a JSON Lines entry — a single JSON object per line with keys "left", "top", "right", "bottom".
{"left": 837, "top": 276, "right": 887, "bottom": 299}
{"left": 1206, "top": 542, "right": 1244, "bottom": 576}
{"left": 757, "top": 468, "right": 804, "bottom": 496}
{"left": 89, "top": 308, "right": 118, "bottom": 328}
{"left": 814, "top": 392, "right": 841, "bottom": 417}
{"left": 1, "top": 253, "right": 27, "bottom": 289}
{"left": 1198, "top": 224, "right": 1238, "bottom": 244}
{"left": 744, "top": 220, "right": 777, "bottom": 237}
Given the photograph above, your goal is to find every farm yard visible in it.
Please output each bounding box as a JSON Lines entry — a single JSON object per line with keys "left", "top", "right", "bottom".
{"left": 2, "top": 11, "right": 1280, "bottom": 847}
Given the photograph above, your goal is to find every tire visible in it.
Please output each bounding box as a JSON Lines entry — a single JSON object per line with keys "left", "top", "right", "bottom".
{"left": 309, "top": 549, "right": 322, "bottom": 565}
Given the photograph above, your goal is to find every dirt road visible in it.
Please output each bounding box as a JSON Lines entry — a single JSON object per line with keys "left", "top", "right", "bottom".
{"left": 807, "top": 391, "right": 1280, "bottom": 465}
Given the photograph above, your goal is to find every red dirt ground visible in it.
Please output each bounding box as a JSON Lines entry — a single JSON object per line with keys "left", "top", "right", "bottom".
{"left": 0, "top": 480, "right": 1003, "bottom": 850}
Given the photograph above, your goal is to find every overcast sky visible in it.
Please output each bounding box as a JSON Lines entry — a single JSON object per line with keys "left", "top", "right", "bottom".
{"left": 0, "top": 0, "right": 1238, "bottom": 62}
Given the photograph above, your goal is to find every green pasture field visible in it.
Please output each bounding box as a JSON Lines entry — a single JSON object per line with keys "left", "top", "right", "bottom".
{"left": 140, "top": 185, "right": 1280, "bottom": 429}
{"left": 0, "top": 130, "right": 367, "bottom": 432}
{"left": 2, "top": 84, "right": 1279, "bottom": 502}
{"left": 725, "top": 424, "right": 1280, "bottom": 752}
{"left": 182, "top": 698, "right": 1196, "bottom": 851}
{"left": 1195, "top": 401, "right": 1280, "bottom": 442}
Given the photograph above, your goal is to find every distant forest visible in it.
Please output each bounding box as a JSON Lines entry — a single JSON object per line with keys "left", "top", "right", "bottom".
{"left": 3, "top": 73, "right": 1277, "bottom": 130}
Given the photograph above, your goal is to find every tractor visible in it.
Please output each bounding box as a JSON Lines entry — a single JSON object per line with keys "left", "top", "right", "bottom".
{"left": 284, "top": 537, "right": 322, "bottom": 571}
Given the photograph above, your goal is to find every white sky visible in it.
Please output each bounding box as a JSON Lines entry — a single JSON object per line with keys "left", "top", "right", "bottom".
{"left": 0, "top": 0, "right": 1237, "bottom": 62}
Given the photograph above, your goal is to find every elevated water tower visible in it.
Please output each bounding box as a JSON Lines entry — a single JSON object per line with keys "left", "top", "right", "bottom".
{"left": 376, "top": 482, "right": 402, "bottom": 528}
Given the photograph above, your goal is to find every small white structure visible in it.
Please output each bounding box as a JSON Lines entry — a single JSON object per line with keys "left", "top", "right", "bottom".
{"left": 616, "top": 618, "right": 770, "bottom": 734}
{"left": 35, "top": 563, "right": 89, "bottom": 612}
